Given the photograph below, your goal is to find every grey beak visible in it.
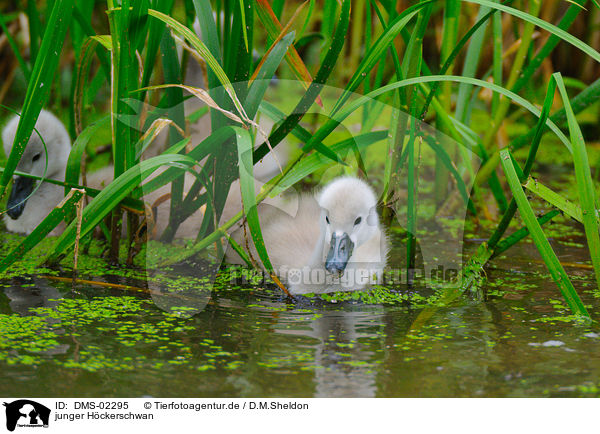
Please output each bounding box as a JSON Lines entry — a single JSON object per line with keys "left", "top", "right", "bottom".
{"left": 325, "top": 232, "right": 354, "bottom": 275}
{"left": 6, "top": 176, "right": 34, "bottom": 220}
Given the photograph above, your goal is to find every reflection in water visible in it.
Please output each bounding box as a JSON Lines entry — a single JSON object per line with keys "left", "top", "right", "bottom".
{"left": 3, "top": 278, "right": 62, "bottom": 315}
{"left": 277, "top": 307, "right": 383, "bottom": 397}
{"left": 2, "top": 278, "right": 71, "bottom": 357}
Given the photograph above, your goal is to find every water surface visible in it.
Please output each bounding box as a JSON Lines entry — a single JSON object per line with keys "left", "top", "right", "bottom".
{"left": 1, "top": 232, "right": 599, "bottom": 398}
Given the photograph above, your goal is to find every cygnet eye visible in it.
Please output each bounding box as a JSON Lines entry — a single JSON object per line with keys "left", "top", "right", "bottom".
{"left": 325, "top": 216, "right": 330, "bottom": 224}
{"left": 32, "top": 153, "right": 41, "bottom": 162}
{"left": 354, "top": 216, "right": 362, "bottom": 226}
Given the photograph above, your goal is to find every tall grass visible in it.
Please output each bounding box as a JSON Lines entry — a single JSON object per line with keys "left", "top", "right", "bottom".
{"left": 0, "top": 0, "right": 600, "bottom": 319}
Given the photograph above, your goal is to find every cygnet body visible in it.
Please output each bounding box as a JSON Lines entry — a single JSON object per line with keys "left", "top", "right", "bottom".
{"left": 227, "top": 176, "right": 389, "bottom": 294}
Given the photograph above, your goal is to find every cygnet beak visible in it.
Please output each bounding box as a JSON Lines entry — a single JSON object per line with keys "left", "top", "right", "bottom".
{"left": 6, "top": 176, "right": 34, "bottom": 219}
{"left": 325, "top": 232, "right": 354, "bottom": 276}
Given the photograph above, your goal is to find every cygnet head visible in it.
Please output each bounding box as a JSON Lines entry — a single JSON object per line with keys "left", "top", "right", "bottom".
{"left": 317, "top": 176, "right": 380, "bottom": 275}
{"left": 2, "top": 110, "right": 71, "bottom": 219}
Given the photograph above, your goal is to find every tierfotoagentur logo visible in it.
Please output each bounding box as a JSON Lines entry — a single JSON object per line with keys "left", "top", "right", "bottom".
{"left": 3, "top": 400, "right": 50, "bottom": 431}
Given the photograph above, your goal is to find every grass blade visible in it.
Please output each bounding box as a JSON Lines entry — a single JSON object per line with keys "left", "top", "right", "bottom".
{"left": 554, "top": 72, "right": 600, "bottom": 288}
{"left": 254, "top": 0, "right": 351, "bottom": 162}
{"left": 424, "top": 136, "right": 476, "bottom": 214}
{"left": 27, "top": 0, "right": 42, "bottom": 65}
{"left": 159, "top": 28, "right": 187, "bottom": 242}
{"left": 512, "top": 0, "right": 585, "bottom": 93}
{"left": 0, "top": 12, "right": 31, "bottom": 79}
{"left": 272, "top": 131, "right": 389, "bottom": 195}
{"left": 331, "top": 1, "right": 432, "bottom": 115}
{"left": 148, "top": 8, "right": 247, "bottom": 120}
{"left": 235, "top": 127, "right": 274, "bottom": 273}
{"left": 454, "top": 4, "right": 492, "bottom": 123}
{"left": 255, "top": 0, "right": 316, "bottom": 96}
{"left": 499, "top": 148, "right": 589, "bottom": 318}
{"left": 246, "top": 32, "right": 295, "bottom": 119}
{"left": 523, "top": 177, "right": 593, "bottom": 225}
{"left": 486, "top": 78, "right": 557, "bottom": 251}
{"left": 0, "top": 0, "right": 75, "bottom": 201}
{"left": 73, "top": 37, "right": 111, "bottom": 134}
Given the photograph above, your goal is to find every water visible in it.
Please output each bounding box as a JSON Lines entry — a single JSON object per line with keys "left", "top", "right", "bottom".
{"left": 1, "top": 234, "right": 599, "bottom": 398}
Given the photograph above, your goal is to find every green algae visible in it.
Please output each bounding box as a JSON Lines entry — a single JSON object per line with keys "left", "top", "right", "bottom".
{"left": 0, "top": 314, "right": 61, "bottom": 365}
{"left": 302, "top": 285, "right": 439, "bottom": 306}
{"left": 0, "top": 295, "right": 238, "bottom": 372}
